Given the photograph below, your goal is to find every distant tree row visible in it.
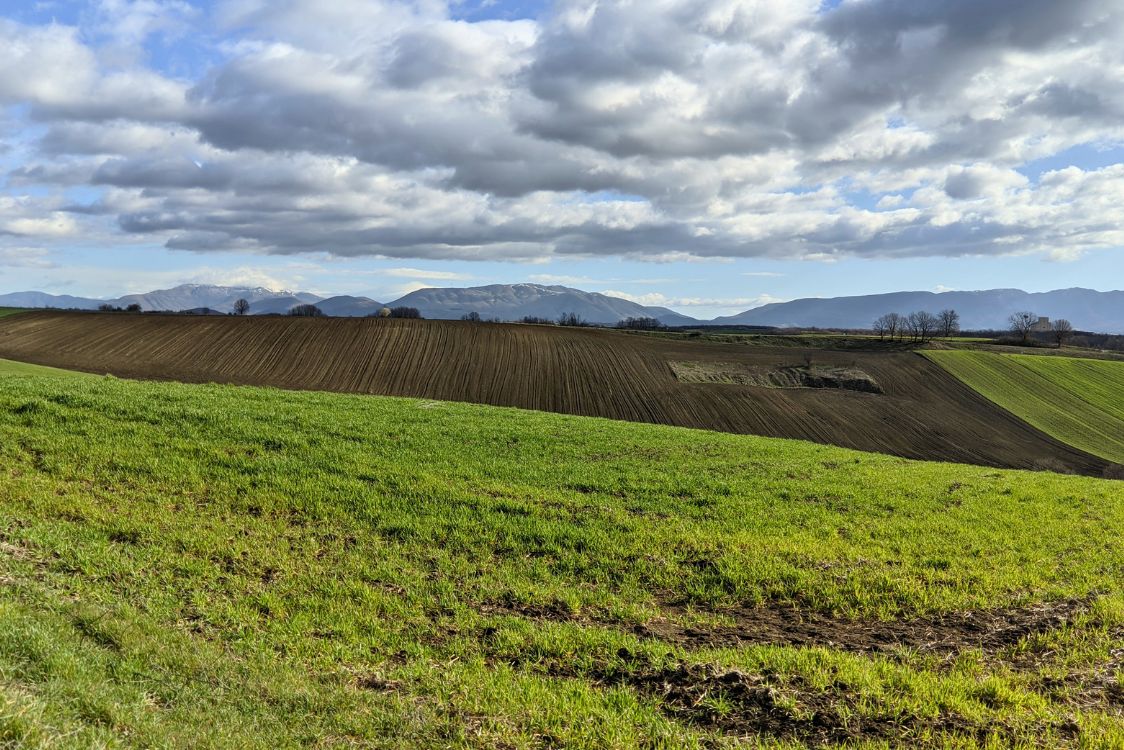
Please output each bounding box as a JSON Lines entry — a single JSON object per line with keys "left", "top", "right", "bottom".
{"left": 98, "top": 303, "right": 143, "bottom": 313}
{"left": 616, "top": 316, "right": 666, "bottom": 330}
{"left": 557, "top": 312, "right": 589, "bottom": 327}
{"left": 872, "top": 309, "right": 959, "bottom": 342}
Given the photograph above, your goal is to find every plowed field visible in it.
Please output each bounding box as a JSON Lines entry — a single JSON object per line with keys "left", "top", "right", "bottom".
{"left": 0, "top": 311, "right": 1107, "bottom": 474}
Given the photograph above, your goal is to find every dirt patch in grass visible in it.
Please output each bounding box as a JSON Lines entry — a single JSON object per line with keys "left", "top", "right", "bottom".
{"left": 671, "top": 361, "right": 884, "bottom": 394}
{"left": 639, "top": 598, "right": 1093, "bottom": 657}
{"left": 541, "top": 658, "right": 1079, "bottom": 746}
{"left": 482, "top": 597, "right": 1093, "bottom": 659}
{"left": 594, "top": 661, "right": 900, "bottom": 744}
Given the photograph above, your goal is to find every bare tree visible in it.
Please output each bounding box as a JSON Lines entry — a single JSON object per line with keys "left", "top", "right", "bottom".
{"left": 938, "top": 309, "right": 960, "bottom": 338}
{"left": 1008, "top": 311, "right": 1037, "bottom": 345}
{"left": 125, "top": 303, "right": 143, "bottom": 313}
{"left": 905, "top": 312, "right": 921, "bottom": 341}
{"left": 1051, "top": 318, "right": 1074, "bottom": 348}
{"left": 233, "top": 298, "right": 250, "bottom": 316}
{"left": 919, "top": 311, "right": 939, "bottom": 342}
{"left": 461, "top": 311, "right": 482, "bottom": 322}
{"left": 872, "top": 314, "right": 891, "bottom": 340}
{"left": 906, "top": 311, "right": 939, "bottom": 342}
{"left": 886, "top": 312, "right": 903, "bottom": 341}
{"left": 557, "top": 312, "right": 588, "bottom": 327}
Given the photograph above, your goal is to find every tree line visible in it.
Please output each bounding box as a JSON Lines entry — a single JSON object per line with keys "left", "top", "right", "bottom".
{"left": 872, "top": 309, "right": 960, "bottom": 342}
{"left": 872, "top": 308, "right": 1075, "bottom": 348}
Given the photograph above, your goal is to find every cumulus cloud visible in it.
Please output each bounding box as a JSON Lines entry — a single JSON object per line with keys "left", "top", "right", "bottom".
{"left": 1, "top": 0, "right": 1124, "bottom": 266}
{"left": 0, "top": 247, "right": 55, "bottom": 268}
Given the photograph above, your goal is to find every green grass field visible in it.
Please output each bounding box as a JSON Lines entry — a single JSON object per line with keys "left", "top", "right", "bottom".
{"left": 2, "top": 371, "right": 1123, "bottom": 748}
{"left": 926, "top": 350, "right": 1124, "bottom": 465}
{"left": 0, "top": 358, "right": 93, "bottom": 378}
{"left": 0, "top": 309, "right": 26, "bottom": 319}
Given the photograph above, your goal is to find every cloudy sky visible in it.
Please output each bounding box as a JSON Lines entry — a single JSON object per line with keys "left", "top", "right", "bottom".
{"left": 2, "top": 0, "right": 1123, "bottom": 316}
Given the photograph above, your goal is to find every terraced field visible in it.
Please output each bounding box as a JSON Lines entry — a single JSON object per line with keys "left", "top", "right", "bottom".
{"left": 0, "top": 311, "right": 1107, "bottom": 474}
{"left": 927, "top": 350, "right": 1124, "bottom": 465}
{"left": 2, "top": 371, "right": 1123, "bottom": 748}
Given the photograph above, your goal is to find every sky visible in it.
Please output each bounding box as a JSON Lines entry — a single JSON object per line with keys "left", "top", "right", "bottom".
{"left": 1, "top": 0, "right": 1123, "bottom": 317}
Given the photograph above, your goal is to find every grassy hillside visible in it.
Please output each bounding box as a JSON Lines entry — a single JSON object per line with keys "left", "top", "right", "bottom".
{"left": 926, "top": 350, "right": 1124, "bottom": 465}
{"left": 0, "top": 357, "right": 93, "bottom": 378}
{"left": 1, "top": 372, "right": 1123, "bottom": 748}
{"left": 0, "top": 308, "right": 26, "bottom": 319}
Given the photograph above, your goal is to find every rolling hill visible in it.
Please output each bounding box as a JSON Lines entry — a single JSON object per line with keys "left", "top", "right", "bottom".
{"left": 0, "top": 311, "right": 1106, "bottom": 475}
{"left": 1, "top": 367, "right": 1122, "bottom": 747}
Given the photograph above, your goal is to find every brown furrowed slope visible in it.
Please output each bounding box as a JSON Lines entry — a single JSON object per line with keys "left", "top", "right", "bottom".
{"left": 0, "top": 311, "right": 1107, "bottom": 474}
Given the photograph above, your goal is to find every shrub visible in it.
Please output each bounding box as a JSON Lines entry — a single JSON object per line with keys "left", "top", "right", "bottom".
{"left": 389, "top": 307, "right": 422, "bottom": 319}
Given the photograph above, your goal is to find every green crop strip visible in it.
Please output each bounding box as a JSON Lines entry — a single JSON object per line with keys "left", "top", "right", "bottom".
{"left": 926, "top": 350, "right": 1124, "bottom": 464}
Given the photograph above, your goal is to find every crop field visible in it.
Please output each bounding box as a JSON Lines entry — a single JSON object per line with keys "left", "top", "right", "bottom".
{"left": 0, "top": 309, "right": 25, "bottom": 319}
{"left": 1, "top": 370, "right": 1123, "bottom": 748}
{"left": 926, "top": 350, "right": 1124, "bottom": 465}
{"left": 0, "top": 311, "right": 1106, "bottom": 475}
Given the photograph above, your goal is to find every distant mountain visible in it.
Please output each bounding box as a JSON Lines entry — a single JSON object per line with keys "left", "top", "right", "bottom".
{"left": 316, "top": 295, "right": 385, "bottom": 317}
{"left": 116, "top": 285, "right": 321, "bottom": 314}
{"left": 0, "top": 291, "right": 109, "bottom": 309}
{"left": 248, "top": 295, "right": 315, "bottom": 315}
{"left": 0, "top": 284, "right": 322, "bottom": 314}
{"left": 387, "top": 283, "right": 698, "bottom": 325}
{"left": 715, "top": 288, "right": 1124, "bottom": 333}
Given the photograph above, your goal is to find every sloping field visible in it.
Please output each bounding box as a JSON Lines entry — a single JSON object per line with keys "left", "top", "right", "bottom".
{"left": 926, "top": 350, "right": 1124, "bottom": 464}
{"left": 2, "top": 372, "right": 1123, "bottom": 748}
{"left": 0, "top": 311, "right": 1107, "bottom": 474}
{"left": 0, "top": 357, "right": 93, "bottom": 378}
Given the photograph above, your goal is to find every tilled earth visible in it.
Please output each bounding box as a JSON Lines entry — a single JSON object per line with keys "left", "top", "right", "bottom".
{"left": 0, "top": 311, "right": 1108, "bottom": 474}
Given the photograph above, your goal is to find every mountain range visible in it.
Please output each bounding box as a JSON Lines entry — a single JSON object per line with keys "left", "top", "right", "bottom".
{"left": 2, "top": 284, "right": 1123, "bottom": 332}
{"left": 716, "top": 288, "right": 1124, "bottom": 332}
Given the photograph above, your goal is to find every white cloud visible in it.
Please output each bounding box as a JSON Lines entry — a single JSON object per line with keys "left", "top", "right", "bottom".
{"left": 603, "top": 289, "right": 785, "bottom": 310}
{"left": 382, "top": 267, "right": 474, "bottom": 280}
{"left": 0, "top": 247, "right": 55, "bottom": 268}
{"left": 0, "top": 0, "right": 1123, "bottom": 267}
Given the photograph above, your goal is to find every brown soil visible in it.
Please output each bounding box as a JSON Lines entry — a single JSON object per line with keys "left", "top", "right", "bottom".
{"left": 590, "top": 662, "right": 901, "bottom": 744}
{"left": 482, "top": 597, "right": 1092, "bottom": 659}
{"left": 0, "top": 312, "right": 1108, "bottom": 474}
{"left": 479, "top": 598, "right": 1094, "bottom": 744}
